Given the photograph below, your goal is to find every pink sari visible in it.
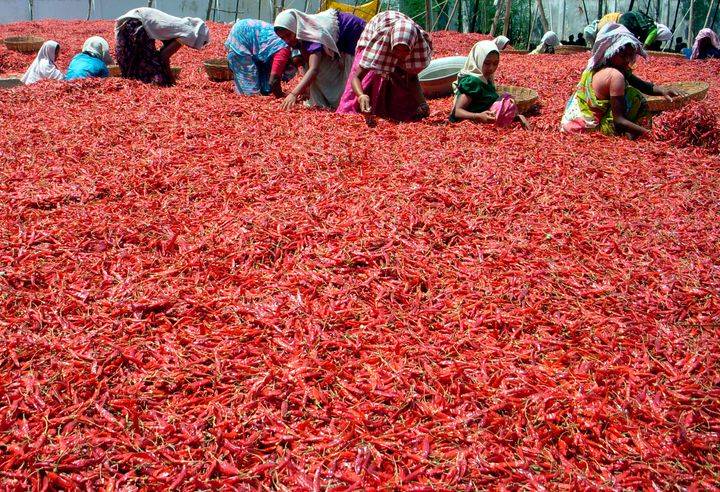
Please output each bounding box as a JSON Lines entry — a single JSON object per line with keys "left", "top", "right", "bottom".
{"left": 337, "top": 48, "right": 424, "bottom": 122}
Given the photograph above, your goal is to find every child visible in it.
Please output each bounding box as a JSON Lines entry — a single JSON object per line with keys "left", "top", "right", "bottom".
{"left": 21, "top": 40, "right": 64, "bottom": 85}
{"left": 449, "top": 40, "right": 528, "bottom": 128}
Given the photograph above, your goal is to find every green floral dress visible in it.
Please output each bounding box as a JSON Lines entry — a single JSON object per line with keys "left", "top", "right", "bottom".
{"left": 560, "top": 69, "right": 648, "bottom": 135}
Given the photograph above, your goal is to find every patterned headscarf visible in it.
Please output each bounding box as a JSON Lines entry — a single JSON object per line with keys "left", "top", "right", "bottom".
{"left": 356, "top": 10, "right": 432, "bottom": 75}
{"left": 691, "top": 28, "right": 720, "bottom": 59}
{"left": 586, "top": 22, "right": 647, "bottom": 71}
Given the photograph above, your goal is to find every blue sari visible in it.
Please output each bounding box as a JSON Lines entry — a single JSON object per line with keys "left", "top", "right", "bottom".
{"left": 225, "top": 19, "right": 294, "bottom": 95}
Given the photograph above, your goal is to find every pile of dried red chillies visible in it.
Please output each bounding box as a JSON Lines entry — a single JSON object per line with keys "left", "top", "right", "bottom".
{"left": 1, "top": 20, "right": 719, "bottom": 490}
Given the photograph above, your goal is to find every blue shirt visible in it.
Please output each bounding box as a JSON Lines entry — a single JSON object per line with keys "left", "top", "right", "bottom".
{"left": 65, "top": 53, "right": 109, "bottom": 81}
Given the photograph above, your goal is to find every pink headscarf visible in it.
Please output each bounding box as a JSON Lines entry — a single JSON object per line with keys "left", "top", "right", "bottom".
{"left": 691, "top": 28, "right": 720, "bottom": 59}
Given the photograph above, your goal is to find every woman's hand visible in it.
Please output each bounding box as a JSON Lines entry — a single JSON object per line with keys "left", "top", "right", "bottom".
{"left": 656, "top": 86, "right": 683, "bottom": 101}
{"left": 281, "top": 92, "right": 298, "bottom": 110}
{"left": 478, "top": 110, "right": 497, "bottom": 123}
{"left": 414, "top": 102, "right": 430, "bottom": 119}
{"left": 358, "top": 94, "right": 371, "bottom": 113}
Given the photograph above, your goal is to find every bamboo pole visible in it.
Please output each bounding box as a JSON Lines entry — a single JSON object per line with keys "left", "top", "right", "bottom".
{"left": 536, "top": 0, "right": 549, "bottom": 33}
{"left": 705, "top": 0, "right": 716, "bottom": 27}
{"left": 712, "top": 0, "right": 720, "bottom": 29}
{"left": 469, "top": 0, "right": 480, "bottom": 31}
{"left": 87, "top": 0, "right": 92, "bottom": 20}
{"left": 458, "top": 0, "right": 464, "bottom": 32}
{"left": 206, "top": 0, "right": 214, "bottom": 21}
{"left": 490, "top": 0, "right": 504, "bottom": 36}
{"left": 528, "top": 2, "right": 537, "bottom": 47}
{"left": 581, "top": 0, "right": 590, "bottom": 24}
{"left": 688, "top": 0, "right": 695, "bottom": 44}
{"left": 425, "top": 0, "right": 433, "bottom": 30}
{"left": 528, "top": 0, "right": 532, "bottom": 43}
{"left": 445, "top": 0, "right": 461, "bottom": 30}
{"left": 671, "top": 0, "right": 681, "bottom": 30}
{"left": 502, "top": 0, "right": 512, "bottom": 36}
{"left": 29, "top": 0, "right": 34, "bottom": 20}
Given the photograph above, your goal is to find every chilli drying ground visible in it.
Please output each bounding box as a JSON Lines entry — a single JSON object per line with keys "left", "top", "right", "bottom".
{"left": 1, "top": 20, "right": 719, "bottom": 489}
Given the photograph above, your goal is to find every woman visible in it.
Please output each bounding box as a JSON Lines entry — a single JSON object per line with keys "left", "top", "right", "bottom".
{"left": 225, "top": 19, "right": 296, "bottom": 96}
{"left": 65, "top": 37, "right": 112, "bottom": 81}
{"left": 21, "top": 40, "right": 63, "bottom": 85}
{"left": 530, "top": 31, "right": 559, "bottom": 54}
{"left": 646, "top": 23, "right": 672, "bottom": 51}
{"left": 597, "top": 12, "right": 622, "bottom": 32}
{"left": 449, "top": 40, "right": 527, "bottom": 128}
{"left": 493, "top": 35, "right": 510, "bottom": 50}
{"left": 584, "top": 20, "right": 600, "bottom": 47}
{"left": 561, "top": 23, "right": 678, "bottom": 138}
{"left": 336, "top": 10, "right": 432, "bottom": 121}
{"left": 619, "top": 11, "right": 658, "bottom": 46}
{"left": 691, "top": 28, "right": 720, "bottom": 59}
{"left": 274, "top": 8, "right": 366, "bottom": 110}
{"left": 115, "top": 7, "right": 210, "bottom": 86}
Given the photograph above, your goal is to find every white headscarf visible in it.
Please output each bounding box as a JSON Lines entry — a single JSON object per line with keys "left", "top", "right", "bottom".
{"left": 274, "top": 8, "right": 339, "bottom": 56}
{"left": 82, "top": 36, "right": 112, "bottom": 64}
{"left": 21, "top": 40, "right": 64, "bottom": 85}
{"left": 493, "top": 35, "right": 510, "bottom": 50}
{"left": 584, "top": 20, "right": 599, "bottom": 46}
{"left": 655, "top": 23, "right": 672, "bottom": 42}
{"left": 541, "top": 31, "right": 559, "bottom": 47}
{"left": 116, "top": 8, "right": 210, "bottom": 49}
{"left": 459, "top": 40, "right": 499, "bottom": 83}
{"left": 586, "top": 22, "right": 647, "bottom": 71}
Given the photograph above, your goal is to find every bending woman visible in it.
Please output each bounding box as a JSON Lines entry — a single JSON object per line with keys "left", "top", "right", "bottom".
{"left": 619, "top": 11, "right": 659, "bottom": 46}
{"left": 115, "top": 7, "right": 210, "bottom": 86}
{"left": 691, "top": 29, "right": 720, "bottom": 59}
{"left": 530, "top": 31, "right": 559, "bottom": 54}
{"left": 65, "top": 37, "right": 112, "bottom": 81}
{"left": 337, "top": 10, "right": 432, "bottom": 121}
{"left": 225, "top": 19, "right": 296, "bottom": 96}
{"left": 493, "top": 35, "right": 510, "bottom": 50}
{"left": 561, "top": 23, "right": 678, "bottom": 138}
{"left": 21, "top": 40, "right": 63, "bottom": 85}
{"left": 274, "top": 8, "right": 366, "bottom": 110}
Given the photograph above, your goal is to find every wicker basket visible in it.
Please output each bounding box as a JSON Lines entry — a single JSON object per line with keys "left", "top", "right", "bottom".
{"left": 648, "top": 50, "right": 684, "bottom": 59}
{"left": 555, "top": 44, "right": 590, "bottom": 54}
{"left": 646, "top": 81, "right": 709, "bottom": 112}
{"left": 3, "top": 36, "right": 45, "bottom": 53}
{"left": 203, "top": 58, "right": 233, "bottom": 82}
{"left": 108, "top": 65, "right": 182, "bottom": 79}
{"left": 0, "top": 76, "right": 23, "bottom": 89}
{"left": 496, "top": 84, "right": 539, "bottom": 114}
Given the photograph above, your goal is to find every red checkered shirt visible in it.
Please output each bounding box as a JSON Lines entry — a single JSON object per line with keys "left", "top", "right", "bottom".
{"left": 357, "top": 11, "right": 433, "bottom": 75}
